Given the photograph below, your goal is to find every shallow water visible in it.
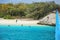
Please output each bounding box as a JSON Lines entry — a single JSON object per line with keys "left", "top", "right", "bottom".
{"left": 0, "top": 25, "right": 55, "bottom": 40}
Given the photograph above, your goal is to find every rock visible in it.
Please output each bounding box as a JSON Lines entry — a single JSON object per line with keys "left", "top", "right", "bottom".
{"left": 37, "top": 13, "right": 56, "bottom": 26}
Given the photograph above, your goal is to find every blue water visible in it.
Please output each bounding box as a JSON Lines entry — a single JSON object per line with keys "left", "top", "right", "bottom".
{"left": 0, "top": 25, "right": 55, "bottom": 40}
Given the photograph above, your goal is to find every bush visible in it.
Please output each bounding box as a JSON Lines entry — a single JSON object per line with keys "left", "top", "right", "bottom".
{"left": 0, "top": 15, "right": 3, "bottom": 18}
{"left": 25, "top": 14, "right": 33, "bottom": 18}
{"left": 3, "top": 15, "right": 14, "bottom": 19}
{"left": 0, "top": 13, "right": 4, "bottom": 18}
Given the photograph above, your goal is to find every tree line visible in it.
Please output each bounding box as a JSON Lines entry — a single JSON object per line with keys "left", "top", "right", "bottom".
{"left": 0, "top": 1, "right": 58, "bottom": 19}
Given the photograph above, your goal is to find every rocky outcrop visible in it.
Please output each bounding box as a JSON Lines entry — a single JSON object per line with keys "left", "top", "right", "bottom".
{"left": 37, "top": 13, "right": 56, "bottom": 26}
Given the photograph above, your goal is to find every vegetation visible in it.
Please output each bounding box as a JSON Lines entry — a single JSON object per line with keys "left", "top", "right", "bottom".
{"left": 0, "top": 1, "right": 58, "bottom": 19}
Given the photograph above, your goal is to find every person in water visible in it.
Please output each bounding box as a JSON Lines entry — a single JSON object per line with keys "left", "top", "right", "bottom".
{"left": 21, "top": 24, "right": 23, "bottom": 26}
{"left": 8, "top": 25, "right": 10, "bottom": 27}
{"left": 29, "top": 26, "right": 31, "bottom": 28}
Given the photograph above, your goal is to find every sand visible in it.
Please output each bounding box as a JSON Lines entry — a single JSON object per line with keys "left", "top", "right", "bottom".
{"left": 0, "top": 19, "right": 39, "bottom": 25}
{"left": 0, "top": 13, "right": 56, "bottom": 26}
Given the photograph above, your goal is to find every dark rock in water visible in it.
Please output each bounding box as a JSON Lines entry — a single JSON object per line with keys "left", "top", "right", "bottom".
{"left": 37, "top": 22, "right": 55, "bottom": 26}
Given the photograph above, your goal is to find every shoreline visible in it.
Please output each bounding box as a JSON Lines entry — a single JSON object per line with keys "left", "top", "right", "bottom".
{"left": 0, "top": 24, "right": 54, "bottom": 27}
{"left": 0, "top": 18, "right": 55, "bottom": 27}
{"left": 0, "top": 19, "right": 39, "bottom": 26}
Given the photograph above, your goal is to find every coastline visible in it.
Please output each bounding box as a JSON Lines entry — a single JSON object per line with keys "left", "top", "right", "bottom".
{"left": 0, "top": 19, "right": 39, "bottom": 26}
{"left": 0, "top": 13, "right": 56, "bottom": 26}
{"left": 0, "top": 19, "right": 54, "bottom": 27}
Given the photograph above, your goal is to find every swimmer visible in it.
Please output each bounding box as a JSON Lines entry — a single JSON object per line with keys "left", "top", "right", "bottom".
{"left": 29, "top": 26, "right": 31, "bottom": 28}
{"left": 8, "top": 25, "right": 10, "bottom": 27}
{"left": 21, "top": 24, "right": 23, "bottom": 26}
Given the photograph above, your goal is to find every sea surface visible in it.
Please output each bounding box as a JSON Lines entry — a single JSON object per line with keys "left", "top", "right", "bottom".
{"left": 0, "top": 25, "right": 55, "bottom": 40}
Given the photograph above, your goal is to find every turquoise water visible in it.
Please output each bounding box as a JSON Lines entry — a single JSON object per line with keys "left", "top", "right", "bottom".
{"left": 0, "top": 25, "right": 55, "bottom": 40}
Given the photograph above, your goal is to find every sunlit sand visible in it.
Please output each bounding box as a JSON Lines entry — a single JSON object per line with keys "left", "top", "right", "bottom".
{"left": 0, "top": 19, "right": 39, "bottom": 25}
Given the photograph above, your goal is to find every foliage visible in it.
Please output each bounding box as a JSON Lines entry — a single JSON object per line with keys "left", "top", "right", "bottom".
{"left": 0, "top": 1, "right": 58, "bottom": 19}
{"left": 3, "top": 15, "right": 14, "bottom": 19}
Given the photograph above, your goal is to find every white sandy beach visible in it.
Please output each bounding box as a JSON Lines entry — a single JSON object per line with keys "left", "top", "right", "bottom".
{"left": 0, "top": 13, "right": 56, "bottom": 26}
{"left": 0, "top": 19, "right": 39, "bottom": 25}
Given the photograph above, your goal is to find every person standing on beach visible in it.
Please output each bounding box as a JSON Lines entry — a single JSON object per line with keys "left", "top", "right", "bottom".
{"left": 46, "top": 16, "right": 49, "bottom": 23}
{"left": 16, "top": 19, "right": 17, "bottom": 23}
{"left": 47, "top": 16, "right": 49, "bottom": 21}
